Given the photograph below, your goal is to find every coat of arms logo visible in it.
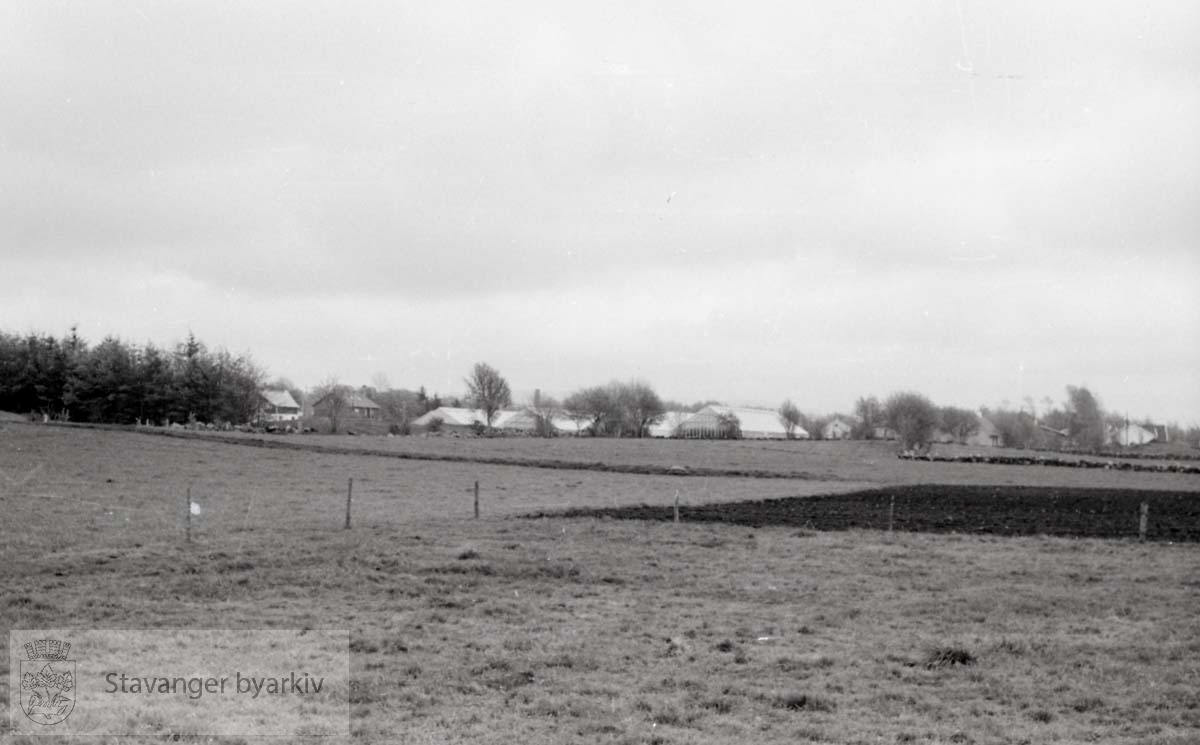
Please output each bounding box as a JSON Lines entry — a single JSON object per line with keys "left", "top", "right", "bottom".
{"left": 20, "top": 638, "right": 75, "bottom": 725}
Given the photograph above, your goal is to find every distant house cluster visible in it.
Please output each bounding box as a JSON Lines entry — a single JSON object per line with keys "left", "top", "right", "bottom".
{"left": 255, "top": 388, "right": 1175, "bottom": 450}
{"left": 410, "top": 404, "right": 812, "bottom": 440}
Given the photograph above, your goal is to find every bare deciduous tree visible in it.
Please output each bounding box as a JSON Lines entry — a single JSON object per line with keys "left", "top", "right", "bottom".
{"left": 884, "top": 391, "right": 939, "bottom": 452}
{"left": 938, "top": 406, "right": 980, "bottom": 444}
{"left": 853, "top": 395, "right": 884, "bottom": 439}
{"left": 464, "top": 362, "right": 512, "bottom": 431}
{"left": 526, "top": 389, "right": 562, "bottom": 437}
{"left": 616, "top": 380, "right": 665, "bottom": 438}
{"left": 311, "top": 377, "right": 352, "bottom": 433}
{"left": 563, "top": 385, "right": 615, "bottom": 436}
{"left": 778, "top": 399, "right": 801, "bottom": 439}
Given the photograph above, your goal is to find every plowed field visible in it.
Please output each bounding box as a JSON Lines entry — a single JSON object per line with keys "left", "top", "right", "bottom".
{"left": 545, "top": 484, "right": 1200, "bottom": 542}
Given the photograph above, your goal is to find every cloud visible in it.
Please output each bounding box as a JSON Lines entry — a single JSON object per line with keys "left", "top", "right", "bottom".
{"left": 2, "top": 0, "right": 1197, "bottom": 419}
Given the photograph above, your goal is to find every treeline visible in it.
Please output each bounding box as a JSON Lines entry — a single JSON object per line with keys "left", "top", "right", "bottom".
{"left": 0, "top": 328, "right": 264, "bottom": 425}
{"left": 848, "top": 387, "right": 1200, "bottom": 452}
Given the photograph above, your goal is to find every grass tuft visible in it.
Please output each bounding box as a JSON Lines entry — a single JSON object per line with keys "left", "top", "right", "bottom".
{"left": 924, "top": 646, "right": 976, "bottom": 669}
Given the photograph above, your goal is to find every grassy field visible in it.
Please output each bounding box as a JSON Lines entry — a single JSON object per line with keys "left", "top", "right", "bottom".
{"left": 111, "top": 424, "right": 1200, "bottom": 487}
{"left": 2, "top": 423, "right": 1199, "bottom": 744}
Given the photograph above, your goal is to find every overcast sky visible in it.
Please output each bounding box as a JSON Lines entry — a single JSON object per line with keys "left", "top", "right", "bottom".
{"left": 3, "top": 1, "right": 1197, "bottom": 421}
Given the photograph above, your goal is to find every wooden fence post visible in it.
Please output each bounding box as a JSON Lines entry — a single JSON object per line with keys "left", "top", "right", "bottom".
{"left": 1139, "top": 502, "right": 1148, "bottom": 542}
{"left": 888, "top": 494, "right": 895, "bottom": 536}
{"left": 185, "top": 485, "right": 192, "bottom": 543}
{"left": 673, "top": 490, "right": 680, "bottom": 524}
{"left": 474, "top": 481, "right": 480, "bottom": 519}
{"left": 345, "top": 478, "right": 353, "bottom": 530}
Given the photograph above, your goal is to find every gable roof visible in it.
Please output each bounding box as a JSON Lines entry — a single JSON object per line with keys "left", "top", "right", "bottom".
{"left": 311, "top": 391, "right": 380, "bottom": 409}
{"left": 349, "top": 393, "right": 380, "bottom": 409}
{"left": 260, "top": 389, "right": 299, "bottom": 409}
{"left": 822, "top": 417, "right": 853, "bottom": 432}
{"left": 413, "top": 407, "right": 480, "bottom": 426}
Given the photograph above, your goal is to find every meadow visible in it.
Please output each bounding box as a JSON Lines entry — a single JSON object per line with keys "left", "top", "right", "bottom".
{"left": 2, "top": 422, "right": 1198, "bottom": 744}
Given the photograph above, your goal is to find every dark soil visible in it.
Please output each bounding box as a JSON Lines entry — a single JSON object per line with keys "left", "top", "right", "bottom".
{"left": 897, "top": 452, "right": 1200, "bottom": 474}
{"left": 539, "top": 485, "right": 1200, "bottom": 542}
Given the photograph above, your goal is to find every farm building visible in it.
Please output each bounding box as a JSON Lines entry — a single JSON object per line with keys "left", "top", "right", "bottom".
{"left": 311, "top": 391, "right": 381, "bottom": 420}
{"left": 1109, "top": 422, "right": 1158, "bottom": 447}
{"left": 1144, "top": 423, "right": 1170, "bottom": 443}
{"left": 648, "top": 411, "right": 695, "bottom": 438}
{"left": 412, "top": 407, "right": 537, "bottom": 434}
{"left": 677, "top": 405, "right": 808, "bottom": 440}
{"left": 259, "top": 389, "right": 301, "bottom": 422}
{"left": 822, "top": 417, "right": 853, "bottom": 440}
{"left": 964, "top": 415, "right": 1002, "bottom": 447}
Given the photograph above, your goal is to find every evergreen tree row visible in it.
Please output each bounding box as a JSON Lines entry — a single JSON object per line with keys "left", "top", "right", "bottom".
{"left": 0, "top": 328, "right": 265, "bottom": 426}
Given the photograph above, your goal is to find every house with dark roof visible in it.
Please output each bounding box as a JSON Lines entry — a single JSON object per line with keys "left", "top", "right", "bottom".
{"left": 311, "top": 391, "right": 381, "bottom": 421}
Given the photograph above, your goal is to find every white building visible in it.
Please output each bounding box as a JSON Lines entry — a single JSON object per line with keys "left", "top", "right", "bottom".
{"left": 648, "top": 411, "right": 695, "bottom": 438}
{"left": 677, "top": 405, "right": 808, "bottom": 440}
{"left": 412, "top": 407, "right": 536, "bottom": 433}
{"left": 822, "top": 417, "right": 853, "bottom": 440}
{"left": 1110, "top": 422, "right": 1158, "bottom": 447}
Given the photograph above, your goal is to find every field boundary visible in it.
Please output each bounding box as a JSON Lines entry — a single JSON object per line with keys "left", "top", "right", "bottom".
{"left": 26, "top": 421, "right": 846, "bottom": 482}
{"left": 898, "top": 451, "right": 1200, "bottom": 475}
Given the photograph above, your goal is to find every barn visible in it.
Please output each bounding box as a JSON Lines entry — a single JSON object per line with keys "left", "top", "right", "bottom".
{"left": 964, "top": 416, "right": 1002, "bottom": 447}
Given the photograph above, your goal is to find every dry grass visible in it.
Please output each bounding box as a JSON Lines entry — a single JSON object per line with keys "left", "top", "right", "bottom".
{"left": 58, "top": 422, "right": 1200, "bottom": 489}
{"left": 2, "top": 424, "right": 1198, "bottom": 744}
